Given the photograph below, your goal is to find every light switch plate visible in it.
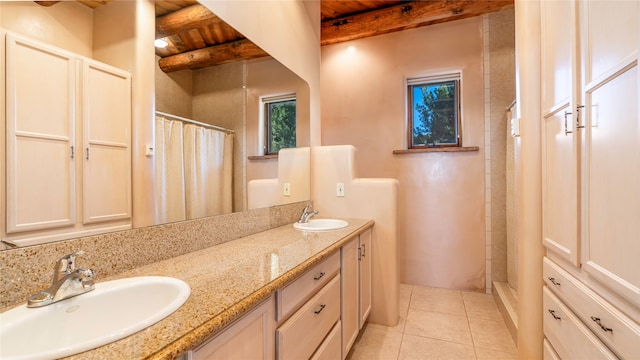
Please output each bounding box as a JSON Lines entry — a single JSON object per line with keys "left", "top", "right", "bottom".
{"left": 283, "top": 183, "right": 291, "bottom": 196}
{"left": 336, "top": 183, "right": 345, "bottom": 197}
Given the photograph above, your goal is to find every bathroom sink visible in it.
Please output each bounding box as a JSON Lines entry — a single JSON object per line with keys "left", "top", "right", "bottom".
{"left": 294, "top": 219, "right": 349, "bottom": 231}
{"left": 0, "top": 276, "right": 190, "bottom": 360}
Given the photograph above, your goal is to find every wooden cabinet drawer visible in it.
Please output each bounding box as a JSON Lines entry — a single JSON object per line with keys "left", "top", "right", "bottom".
{"left": 544, "top": 257, "right": 640, "bottom": 359}
{"left": 543, "top": 287, "right": 617, "bottom": 359}
{"left": 276, "top": 275, "right": 340, "bottom": 360}
{"left": 277, "top": 251, "right": 340, "bottom": 320}
{"left": 311, "top": 321, "right": 342, "bottom": 360}
{"left": 543, "top": 338, "right": 561, "bottom": 360}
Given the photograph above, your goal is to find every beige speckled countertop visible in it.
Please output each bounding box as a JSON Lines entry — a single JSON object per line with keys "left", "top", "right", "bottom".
{"left": 62, "top": 218, "right": 373, "bottom": 360}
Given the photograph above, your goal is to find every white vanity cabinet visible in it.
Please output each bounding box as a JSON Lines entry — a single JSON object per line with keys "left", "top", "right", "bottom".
{"left": 341, "top": 228, "right": 372, "bottom": 358}
{"left": 540, "top": 0, "right": 640, "bottom": 357}
{"left": 3, "top": 32, "right": 132, "bottom": 246}
{"left": 188, "top": 296, "right": 276, "bottom": 360}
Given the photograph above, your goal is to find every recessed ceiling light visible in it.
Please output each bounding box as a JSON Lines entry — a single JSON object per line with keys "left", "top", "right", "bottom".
{"left": 154, "top": 39, "right": 168, "bottom": 48}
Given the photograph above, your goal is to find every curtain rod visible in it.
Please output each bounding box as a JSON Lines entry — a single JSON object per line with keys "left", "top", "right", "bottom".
{"left": 155, "top": 111, "right": 235, "bottom": 134}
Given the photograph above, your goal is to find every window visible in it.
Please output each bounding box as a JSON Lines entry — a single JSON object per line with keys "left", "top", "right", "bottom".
{"left": 264, "top": 95, "right": 296, "bottom": 155}
{"left": 407, "top": 74, "right": 461, "bottom": 148}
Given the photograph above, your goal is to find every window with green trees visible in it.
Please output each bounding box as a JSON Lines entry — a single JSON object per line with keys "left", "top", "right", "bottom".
{"left": 407, "top": 74, "right": 461, "bottom": 148}
{"left": 265, "top": 97, "right": 296, "bottom": 154}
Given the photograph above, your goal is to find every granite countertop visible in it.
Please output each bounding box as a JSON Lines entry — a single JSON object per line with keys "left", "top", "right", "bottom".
{"left": 64, "top": 218, "right": 373, "bottom": 360}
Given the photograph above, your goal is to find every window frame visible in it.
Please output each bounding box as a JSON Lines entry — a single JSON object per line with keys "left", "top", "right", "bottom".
{"left": 262, "top": 94, "right": 296, "bottom": 155}
{"left": 406, "top": 74, "right": 462, "bottom": 149}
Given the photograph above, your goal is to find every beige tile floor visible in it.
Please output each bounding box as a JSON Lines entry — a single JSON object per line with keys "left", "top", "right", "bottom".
{"left": 347, "top": 284, "right": 517, "bottom": 360}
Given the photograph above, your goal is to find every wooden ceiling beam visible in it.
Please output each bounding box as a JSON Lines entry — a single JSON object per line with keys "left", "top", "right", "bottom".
{"left": 158, "top": 39, "right": 269, "bottom": 73}
{"left": 321, "top": 0, "right": 514, "bottom": 46}
{"left": 156, "top": 3, "right": 224, "bottom": 39}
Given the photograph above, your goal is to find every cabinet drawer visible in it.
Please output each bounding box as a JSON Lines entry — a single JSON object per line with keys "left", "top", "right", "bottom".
{"left": 544, "top": 257, "right": 640, "bottom": 359}
{"left": 277, "top": 275, "right": 340, "bottom": 360}
{"left": 543, "top": 287, "right": 617, "bottom": 359}
{"left": 311, "top": 321, "right": 342, "bottom": 360}
{"left": 543, "top": 338, "right": 561, "bottom": 360}
{"left": 277, "top": 251, "right": 340, "bottom": 320}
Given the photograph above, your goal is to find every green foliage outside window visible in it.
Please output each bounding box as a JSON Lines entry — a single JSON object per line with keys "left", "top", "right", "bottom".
{"left": 267, "top": 99, "right": 296, "bottom": 154}
{"left": 410, "top": 79, "right": 459, "bottom": 147}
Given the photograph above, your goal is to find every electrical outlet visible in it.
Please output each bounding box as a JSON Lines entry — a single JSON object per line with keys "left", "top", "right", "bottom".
{"left": 283, "top": 183, "right": 291, "bottom": 196}
{"left": 336, "top": 183, "right": 345, "bottom": 197}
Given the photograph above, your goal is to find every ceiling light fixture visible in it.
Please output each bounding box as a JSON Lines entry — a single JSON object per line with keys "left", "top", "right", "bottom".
{"left": 154, "top": 39, "right": 168, "bottom": 48}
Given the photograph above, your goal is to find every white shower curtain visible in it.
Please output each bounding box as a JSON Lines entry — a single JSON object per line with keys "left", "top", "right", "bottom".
{"left": 155, "top": 117, "right": 187, "bottom": 223}
{"left": 155, "top": 116, "right": 233, "bottom": 222}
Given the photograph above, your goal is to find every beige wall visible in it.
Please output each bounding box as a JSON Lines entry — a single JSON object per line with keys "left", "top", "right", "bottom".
{"left": 0, "top": 1, "right": 93, "bottom": 57}
{"left": 321, "top": 17, "right": 486, "bottom": 291}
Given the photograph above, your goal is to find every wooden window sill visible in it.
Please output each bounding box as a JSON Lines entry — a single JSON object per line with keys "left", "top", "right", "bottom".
{"left": 392, "top": 146, "right": 479, "bottom": 154}
{"left": 248, "top": 154, "right": 279, "bottom": 160}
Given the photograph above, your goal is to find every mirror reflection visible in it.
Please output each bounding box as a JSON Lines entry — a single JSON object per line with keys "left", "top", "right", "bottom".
{"left": 0, "top": 0, "right": 310, "bottom": 249}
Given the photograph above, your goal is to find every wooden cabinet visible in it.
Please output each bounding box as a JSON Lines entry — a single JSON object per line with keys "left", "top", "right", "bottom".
{"left": 186, "top": 226, "right": 374, "bottom": 360}
{"left": 540, "top": 1, "right": 639, "bottom": 357}
{"left": 341, "top": 228, "right": 372, "bottom": 358}
{"left": 3, "top": 32, "right": 131, "bottom": 246}
{"left": 189, "top": 296, "right": 275, "bottom": 360}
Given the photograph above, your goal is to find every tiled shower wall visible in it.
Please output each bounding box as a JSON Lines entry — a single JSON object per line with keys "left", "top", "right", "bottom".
{"left": 484, "top": 9, "right": 516, "bottom": 293}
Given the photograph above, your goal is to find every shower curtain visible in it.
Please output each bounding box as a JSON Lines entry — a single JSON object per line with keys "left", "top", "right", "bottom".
{"left": 155, "top": 116, "right": 233, "bottom": 222}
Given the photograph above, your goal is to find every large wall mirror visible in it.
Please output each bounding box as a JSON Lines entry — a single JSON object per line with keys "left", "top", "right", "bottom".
{"left": 154, "top": 1, "right": 311, "bottom": 219}
{"left": 0, "top": 0, "right": 311, "bottom": 249}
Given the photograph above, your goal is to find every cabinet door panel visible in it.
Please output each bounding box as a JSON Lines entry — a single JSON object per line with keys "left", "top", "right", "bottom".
{"left": 191, "top": 296, "right": 275, "bottom": 360}
{"left": 541, "top": 0, "right": 576, "bottom": 113}
{"left": 341, "top": 238, "right": 358, "bottom": 359}
{"left": 583, "top": 65, "right": 640, "bottom": 307}
{"left": 82, "top": 60, "right": 131, "bottom": 224}
{"left": 541, "top": 0, "right": 580, "bottom": 266}
{"left": 582, "top": 1, "right": 639, "bottom": 84}
{"left": 542, "top": 107, "right": 579, "bottom": 266}
{"left": 359, "top": 229, "right": 372, "bottom": 327}
{"left": 5, "top": 34, "right": 76, "bottom": 232}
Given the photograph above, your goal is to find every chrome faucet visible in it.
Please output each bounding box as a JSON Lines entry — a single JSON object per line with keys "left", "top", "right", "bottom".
{"left": 27, "top": 251, "right": 96, "bottom": 308}
{"left": 298, "top": 205, "right": 319, "bottom": 223}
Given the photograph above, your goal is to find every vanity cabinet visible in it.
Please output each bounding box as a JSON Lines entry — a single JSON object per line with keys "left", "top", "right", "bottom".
{"left": 341, "top": 228, "right": 372, "bottom": 358}
{"left": 188, "top": 296, "right": 275, "bottom": 360}
{"left": 540, "top": 1, "right": 639, "bottom": 357}
{"left": 3, "top": 32, "right": 132, "bottom": 246}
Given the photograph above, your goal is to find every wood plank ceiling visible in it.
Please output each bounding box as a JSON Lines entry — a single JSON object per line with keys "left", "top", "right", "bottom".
{"left": 36, "top": 0, "right": 514, "bottom": 73}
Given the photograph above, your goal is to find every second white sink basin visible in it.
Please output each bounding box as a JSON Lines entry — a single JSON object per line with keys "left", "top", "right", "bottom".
{"left": 0, "top": 276, "right": 190, "bottom": 360}
{"left": 294, "top": 219, "right": 349, "bottom": 231}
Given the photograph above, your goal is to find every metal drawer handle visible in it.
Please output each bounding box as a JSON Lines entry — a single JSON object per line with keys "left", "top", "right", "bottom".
{"left": 548, "top": 309, "right": 561, "bottom": 320}
{"left": 548, "top": 277, "right": 561, "bottom": 286}
{"left": 314, "top": 304, "right": 326, "bottom": 315}
{"left": 590, "top": 316, "right": 613, "bottom": 333}
{"left": 361, "top": 244, "right": 366, "bottom": 257}
{"left": 313, "top": 272, "right": 325, "bottom": 281}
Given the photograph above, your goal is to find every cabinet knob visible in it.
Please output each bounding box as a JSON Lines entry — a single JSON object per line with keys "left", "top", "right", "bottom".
{"left": 313, "top": 272, "right": 325, "bottom": 281}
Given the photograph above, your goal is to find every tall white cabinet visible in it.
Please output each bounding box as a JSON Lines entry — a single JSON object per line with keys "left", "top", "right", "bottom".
{"left": 2, "top": 32, "right": 132, "bottom": 247}
{"left": 541, "top": 1, "right": 640, "bottom": 358}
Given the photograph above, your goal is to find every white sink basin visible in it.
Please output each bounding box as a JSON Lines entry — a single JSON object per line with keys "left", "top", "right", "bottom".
{"left": 294, "top": 219, "right": 349, "bottom": 231}
{"left": 0, "top": 276, "right": 190, "bottom": 360}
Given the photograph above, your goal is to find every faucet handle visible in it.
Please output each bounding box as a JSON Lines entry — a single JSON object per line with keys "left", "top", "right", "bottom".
{"left": 54, "top": 251, "right": 85, "bottom": 280}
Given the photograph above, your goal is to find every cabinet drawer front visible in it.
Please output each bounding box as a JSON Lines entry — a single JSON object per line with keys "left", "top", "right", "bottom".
{"left": 277, "top": 251, "right": 340, "bottom": 320}
{"left": 277, "top": 275, "right": 340, "bottom": 360}
{"left": 544, "top": 257, "right": 640, "bottom": 359}
{"left": 543, "top": 338, "right": 561, "bottom": 360}
{"left": 543, "top": 287, "right": 617, "bottom": 359}
{"left": 311, "top": 321, "right": 342, "bottom": 360}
